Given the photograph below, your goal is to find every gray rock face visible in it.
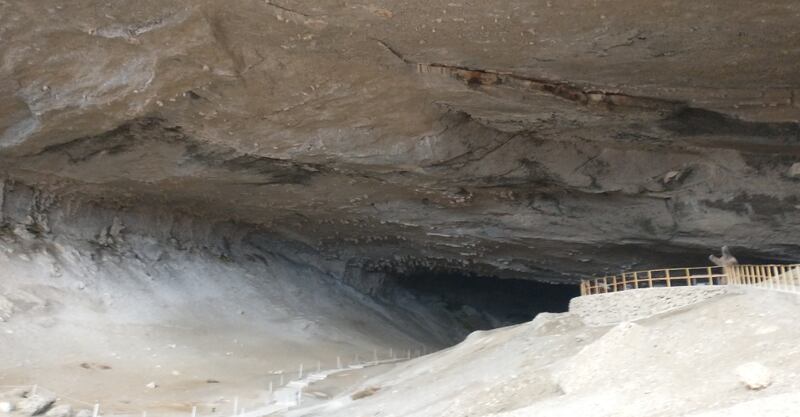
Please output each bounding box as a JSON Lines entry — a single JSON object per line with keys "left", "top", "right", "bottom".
{"left": 0, "top": 295, "right": 14, "bottom": 322}
{"left": 1, "top": 1, "right": 800, "bottom": 282}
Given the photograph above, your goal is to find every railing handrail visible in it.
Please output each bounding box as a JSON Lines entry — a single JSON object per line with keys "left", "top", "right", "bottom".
{"left": 580, "top": 263, "right": 800, "bottom": 296}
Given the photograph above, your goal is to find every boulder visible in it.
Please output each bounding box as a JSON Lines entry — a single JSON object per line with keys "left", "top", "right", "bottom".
{"left": 16, "top": 394, "right": 55, "bottom": 416}
{"left": 45, "top": 404, "right": 72, "bottom": 417}
{"left": 736, "top": 362, "right": 772, "bottom": 390}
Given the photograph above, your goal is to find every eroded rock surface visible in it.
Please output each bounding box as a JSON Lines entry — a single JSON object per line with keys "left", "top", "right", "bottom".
{"left": 2, "top": 0, "right": 800, "bottom": 281}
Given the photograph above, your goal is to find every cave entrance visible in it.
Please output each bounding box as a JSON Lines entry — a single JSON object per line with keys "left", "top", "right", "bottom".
{"left": 394, "top": 270, "right": 578, "bottom": 331}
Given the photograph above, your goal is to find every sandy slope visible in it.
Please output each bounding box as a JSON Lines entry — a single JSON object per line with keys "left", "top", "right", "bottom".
{"left": 0, "top": 229, "right": 460, "bottom": 415}
{"left": 296, "top": 288, "right": 800, "bottom": 417}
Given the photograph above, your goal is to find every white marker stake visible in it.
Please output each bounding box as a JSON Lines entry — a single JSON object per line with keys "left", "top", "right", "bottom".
{"left": 280, "top": 374, "right": 284, "bottom": 386}
{"left": 317, "top": 361, "right": 321, "bottom": 373}
{"left": 92, "top": 404, "right": 100, "bottom": 417}
{"left": 233, "top": 397, "right": 239, "bottom": 416}
{"left": 389, "top": 348, "right": 394, "bottom": 359}
{"left": 373, "top": 349, "right": 378, "bottom": 364}
{"left": 407, "top": 349, "right": 411, "bottom": 359}
{"left": 269, "top": 381, "right": 273, "bottom": 394}
{"left": 298, "top": 363, "right": 304, "bottom": 380}
{"left": 336, "top": 356, "right": 341, "bottom": 369}
{"left": 191, "top": 406, "right": 197, "bottom": 417}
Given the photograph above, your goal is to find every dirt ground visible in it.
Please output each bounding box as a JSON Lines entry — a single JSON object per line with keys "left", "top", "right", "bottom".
{"left": 290, "top": 288, "right": 800, "bottom": 417}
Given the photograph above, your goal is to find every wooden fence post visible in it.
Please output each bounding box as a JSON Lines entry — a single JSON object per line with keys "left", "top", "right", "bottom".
{"left": 774, "top": 265, "right": 779, "bottom": 288}
{"left": 786, "top": 267, "right": 792, "bottom": 290}
{"left": 666, "top": 269, "right": 671, "bottom": 287}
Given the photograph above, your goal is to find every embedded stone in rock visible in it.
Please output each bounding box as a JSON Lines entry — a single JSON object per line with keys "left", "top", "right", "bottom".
{"left": 788, "top": 162, "right": 800, "bottom": 179}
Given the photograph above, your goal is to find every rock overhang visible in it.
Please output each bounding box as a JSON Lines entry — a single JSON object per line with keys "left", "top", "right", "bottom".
{"left": 2, "top": 0, "right": 800, "bottom": 282}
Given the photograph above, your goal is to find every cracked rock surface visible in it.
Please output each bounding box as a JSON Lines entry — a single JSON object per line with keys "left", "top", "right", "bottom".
{"left": 2, "top": 0, "right": 800, "bottom": 281}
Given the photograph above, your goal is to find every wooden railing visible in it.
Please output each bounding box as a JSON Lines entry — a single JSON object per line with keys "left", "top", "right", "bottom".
{"left": 727, "top": 264, "right": 800, "bottom": 292}
{"left": 580, "top": 264, "right": 800, "bottom": 296}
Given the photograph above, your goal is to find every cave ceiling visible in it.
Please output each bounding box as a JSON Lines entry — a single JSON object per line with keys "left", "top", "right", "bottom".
{"left": 2, "top": 0, "right": 800, "bottom": 281}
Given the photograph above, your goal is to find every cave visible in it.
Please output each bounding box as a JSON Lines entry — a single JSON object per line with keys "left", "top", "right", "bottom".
{"left": 2, "top": 1, "right": 800, "bottom": 416}
{"left": 393, "top": 270, "right": 577, "bottom": 330}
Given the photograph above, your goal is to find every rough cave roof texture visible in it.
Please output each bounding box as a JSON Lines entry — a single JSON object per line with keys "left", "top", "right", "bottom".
{"left": 2, "top": 0, "right": 800, "bottom": 281}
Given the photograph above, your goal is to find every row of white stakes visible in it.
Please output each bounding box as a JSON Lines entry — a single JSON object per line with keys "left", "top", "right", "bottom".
{"left": 24, "top": 346, "right": 429, "bottom": 417}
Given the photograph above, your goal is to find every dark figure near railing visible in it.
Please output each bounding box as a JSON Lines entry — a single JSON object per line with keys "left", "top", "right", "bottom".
{"left": 709, "top": 246, "right": 738, "bottom": 268}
